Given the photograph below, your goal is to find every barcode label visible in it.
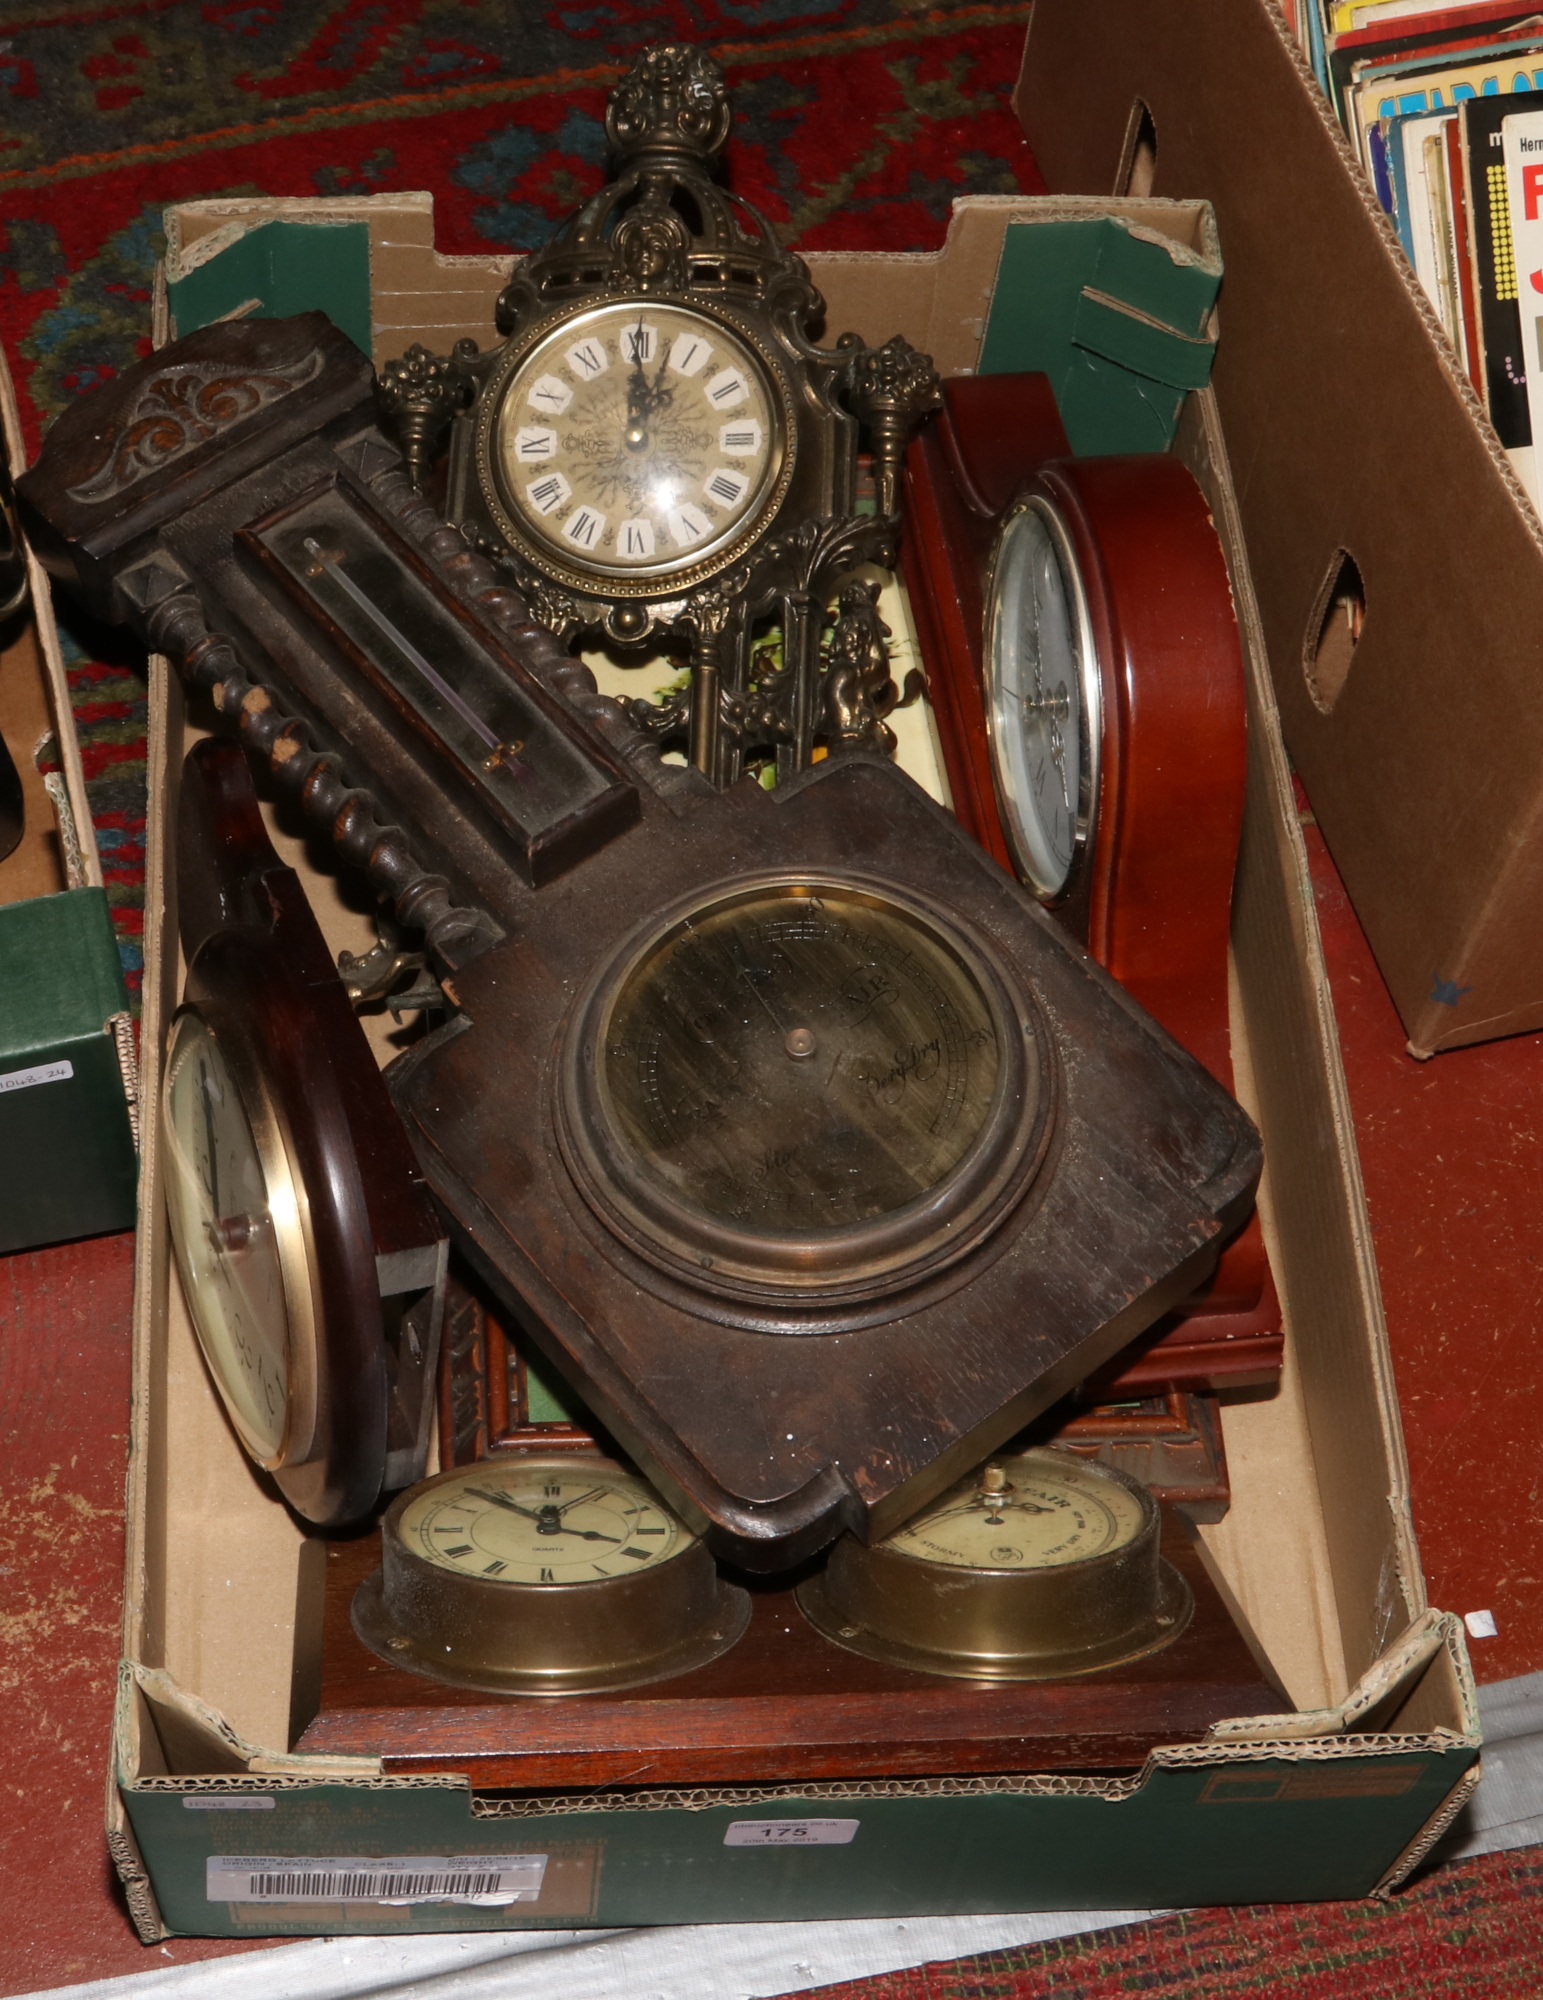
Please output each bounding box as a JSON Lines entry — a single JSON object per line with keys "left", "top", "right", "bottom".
{"left": 723, "top": 1818, "right": 860, "bottom": 1848}
{"left": 206, "top": 1853, "right": 548, "bottom": 1906}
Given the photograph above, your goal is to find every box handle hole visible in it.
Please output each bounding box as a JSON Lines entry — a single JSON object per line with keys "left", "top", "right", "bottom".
{"left": 1118, "top": 99, "right": 1158, "bottom": 197}
{"left": 1304, "top": 548, "right": 1365, "bottom": 714}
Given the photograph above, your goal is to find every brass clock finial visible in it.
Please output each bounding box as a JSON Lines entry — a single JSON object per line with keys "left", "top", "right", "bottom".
{"left": 606, "top": 43, "right": 732, "bottom": 164}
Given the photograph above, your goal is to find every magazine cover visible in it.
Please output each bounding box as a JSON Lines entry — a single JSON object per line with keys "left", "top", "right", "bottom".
{"left": 1463, "top": 92, "right": 1537, "bottom": 496}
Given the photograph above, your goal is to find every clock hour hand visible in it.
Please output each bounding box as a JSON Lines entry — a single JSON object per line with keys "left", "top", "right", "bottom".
{"left": 468, "top": 1485, "right": 623, "bottom": 1541}
{"left": 626, "top": 316, "right": 651, "bottom": 422}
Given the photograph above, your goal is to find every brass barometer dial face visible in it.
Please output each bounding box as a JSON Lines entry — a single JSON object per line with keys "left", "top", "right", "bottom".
{"left": 353, "top": 1455, "right": 751, "bottom": 1695}
{"left": 559, "top": 875, "right": 1049, "bottom": 1314}
{"left": 797, "top": 1448, "right": 1192, "bottom": 1680}
{"left": 889, "top": 1452, "right": 1146, "bottom": 1571}
{"left": 489, "top": 300, "right": 787, "bottom": 587}
{"left": 162, "top": 1007, "right": 305, "bottom": 1468}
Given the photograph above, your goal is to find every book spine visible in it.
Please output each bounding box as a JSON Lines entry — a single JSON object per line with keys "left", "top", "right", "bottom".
{"left": 1308, "top": 0, "right": 1333, "bottom": 92}
{"left": 1446, "top": 111, "right": 1485, "bottom": 388}
{"left": 1461, "top": 98, "right": 1532, "bottom": 441}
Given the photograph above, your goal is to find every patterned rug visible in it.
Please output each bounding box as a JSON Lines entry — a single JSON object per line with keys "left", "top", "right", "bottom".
{"left": 3, "top": 0, "right": 1042, "bottom": 1006}
{"left": 805, "top": 1844, "right": 1543, "bottom": 1999}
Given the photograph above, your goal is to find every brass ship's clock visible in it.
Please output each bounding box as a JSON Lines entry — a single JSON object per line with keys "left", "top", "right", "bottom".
{"left": 378, "top": 43, "right": 939, "bottom": 789}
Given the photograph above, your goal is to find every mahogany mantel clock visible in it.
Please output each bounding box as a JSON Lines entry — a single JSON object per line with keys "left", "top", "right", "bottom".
{"left": 902, "top": 373, "right": 1281, "bottom": 1392}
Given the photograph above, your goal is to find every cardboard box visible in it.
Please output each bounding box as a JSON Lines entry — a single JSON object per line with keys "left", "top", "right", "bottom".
{"left": 0, "top": 353, "right": 138, "bottom": 1250}
{"left": 105, "top": 190, "right": 1480, "bottom": 1943}
{"left": 1016, "top": 0, "right": 1543, "bottom": 1059}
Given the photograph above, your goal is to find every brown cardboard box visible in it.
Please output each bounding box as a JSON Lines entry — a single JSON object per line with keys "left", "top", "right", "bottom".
{"left": 104, "top": 191, "right": 1480, "bottom": 1941}
{"left": 0, "top": 351, "right": 140, "bottom": 1247}
{"left": 1019, "top": 0, "right": 1543, "bottom": 1059}
{"left": 0, "top": 350, "right": 107, "bottom": 912}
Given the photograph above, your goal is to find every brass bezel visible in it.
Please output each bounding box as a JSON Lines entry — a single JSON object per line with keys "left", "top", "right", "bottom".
{"left": 984, "top": 493, "right": 1102, "bottom": 906}
{"left": 796, "top": 1449, "right": 1192, "bottom": 1681}
{"left": 476, "top": 295, "right": 797, "bottom": 599}
{"left": 161, "top": 1003, "right": 321, "bottom": 1472}
{"left": 353, "top": 1454, "right": 752, "bottom": 1696}
{"left": 555, "top": 870, "right": 1051, "bottom": 1317}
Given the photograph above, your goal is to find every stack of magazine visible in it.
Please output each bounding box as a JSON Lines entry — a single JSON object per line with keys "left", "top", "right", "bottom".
{"left": 1284, "top": 0, "right": 1543, "bottom": 504}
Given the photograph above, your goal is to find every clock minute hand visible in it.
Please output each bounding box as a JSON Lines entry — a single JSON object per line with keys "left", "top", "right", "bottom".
{"left": 466, "top": 1487, "right": 546, "bottom": 1522}
{"left": 467, "top": 1486, "right": 622, "bottom": 1542}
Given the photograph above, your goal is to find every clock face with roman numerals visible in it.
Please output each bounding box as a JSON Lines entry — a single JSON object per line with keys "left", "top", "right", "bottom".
{"left": 396, "top": 1458, "right": 688, "bottom": 1584}
{"left": 492, "top": 300, "right": 783, "bottom": 584}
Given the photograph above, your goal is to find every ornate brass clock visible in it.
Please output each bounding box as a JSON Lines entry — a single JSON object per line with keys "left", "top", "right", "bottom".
{"left": 378, "top": 43, "right": 940, "bottom": 790}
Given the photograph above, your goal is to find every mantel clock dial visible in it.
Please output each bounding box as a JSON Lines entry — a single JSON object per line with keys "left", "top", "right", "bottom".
{"left": 985, "top": 493, "right": 1100, "bottom": 903}
{"left": 379, "top": 43, "right": 941, "bottom": 790}
{"left": 353, "top": 1454, "right": 750, "bottom": 1695}
{"left": 797, "top": 1448, "right": 1191, "bottom": 1681}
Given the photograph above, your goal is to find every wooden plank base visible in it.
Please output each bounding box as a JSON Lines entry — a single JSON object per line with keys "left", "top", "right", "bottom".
{"left": 299, "top": 1520, "right": 1284, "bottom": 1790}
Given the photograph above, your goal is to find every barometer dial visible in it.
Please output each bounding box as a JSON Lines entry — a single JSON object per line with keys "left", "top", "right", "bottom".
{"left": 163, "top": 1008, "right": 294, "bottom": 1466}
{"left": 560, "top": 875, "right": 1047, "bottom": 1307}
{"left": 888, "top": 1453, "right": 1147, "bottom": 1570}
{"left": 797, "top": 1449, "right": 1192, "bottom": 1680}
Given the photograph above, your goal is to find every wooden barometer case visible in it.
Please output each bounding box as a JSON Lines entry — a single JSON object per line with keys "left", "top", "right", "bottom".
{"left": 902, "top": 372, "right": 1282, "bottom": 1396}
{"left": 18, "top": 51, "right": 1264, "bottom": 1573}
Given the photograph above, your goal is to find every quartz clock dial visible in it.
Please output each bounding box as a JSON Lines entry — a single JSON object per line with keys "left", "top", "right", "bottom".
{"left": 380, "top": 42, "right": 940, "bottom": 787}
{"left": 491, "top": 301, "right": 785, "bottom": 583}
